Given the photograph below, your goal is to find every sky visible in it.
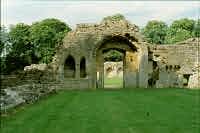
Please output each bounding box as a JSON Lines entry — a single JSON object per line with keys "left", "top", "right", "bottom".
{"left": 1, "top": 0, "right": 200, "bottom": 29}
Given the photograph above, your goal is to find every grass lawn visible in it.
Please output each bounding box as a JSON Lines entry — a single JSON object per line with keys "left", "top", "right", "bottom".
{"left": 104, "top": 77, "right": 123, "bottom": 88}
{"left": 1, "top": 88, "right": 200, "bottom": 133}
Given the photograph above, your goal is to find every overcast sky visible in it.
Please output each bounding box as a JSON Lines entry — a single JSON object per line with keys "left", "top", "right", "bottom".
{"left": 1, "top": 0, "right": 200, "bottom": 29}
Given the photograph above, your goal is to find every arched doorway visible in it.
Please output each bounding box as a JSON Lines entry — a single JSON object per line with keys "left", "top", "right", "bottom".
{"left": 95, "top": 35, "right": 139, "bottom": 89}
{"left": 103, "top": 49, "right": 124, "bottom": 88}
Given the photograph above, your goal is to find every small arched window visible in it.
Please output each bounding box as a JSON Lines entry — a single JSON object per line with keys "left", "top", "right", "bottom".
{"left": 64, "top": 55, "right": 75, "bottom": 78}
{"left": 80, "top": 57, "right": 87, "bottom": 78}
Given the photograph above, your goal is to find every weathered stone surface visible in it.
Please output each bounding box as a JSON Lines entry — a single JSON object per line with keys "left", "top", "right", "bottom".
{"left": 1, "top": 83, "right": 57, "bottom": 111}
{"left": 24, "top": 63, "right": 47, "bottom": 71}
{"left": 50, "top": 15, "right": 199, "bottom": 89}
{"left": 188, "top": 63, "right": 200, "bottom": 89}
{"left": 149, "top": 38, "right": 200, "bottom": 88}
{"left": 51, "top": 14, "right": 147, "bottom": 89}
{"left": 0, "top": 89, "right": 25, "bottom": 111}
{"left": 188, "top": 73, "right": 200, "bottom": 89}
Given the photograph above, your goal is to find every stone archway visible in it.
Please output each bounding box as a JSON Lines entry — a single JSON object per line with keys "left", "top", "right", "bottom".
{"left": 94, "top": 35, "right": 141, "bottom": 89}
{"left": 52, "top": 15, "right": 149, "bottom": 89}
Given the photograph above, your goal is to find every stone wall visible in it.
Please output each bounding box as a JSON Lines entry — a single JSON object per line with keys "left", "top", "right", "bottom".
{"left": 188, "top": 62, "right": 200, "bottom": 89}
{"left": 0, "top": 64, "right": 59, "bottom": 112}
{"left": 148, "top": 38, "right": 199, "bottom": 88}
{"left": 51, "top": 16, "right": 147, "bottom": 89}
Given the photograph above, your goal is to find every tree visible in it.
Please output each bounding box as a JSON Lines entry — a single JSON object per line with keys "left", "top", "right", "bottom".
{"left": 9, "top": 23, "right": 32, "bottom": 56}
{"left": 30, "top": 18, "right": 71, "bottom": 63}
{"left": 142, "top": 20, "right": 168, "bottom": 44}
{"left": 165, "top": 18, "right": 195, "bottom": 44}
{"left": 170, "top": 18, "right": 195, "bottom": 33}
{"left": 103, "top": 14, "right": 125, "bottom": 21}
{"left": 2, "top": 18, "right": 71, "bottom": 74}
{"left": 193, "top": 19, "right": 200, "bottom": 37}
{"left": 4, "top": 23, "right": 35, "bottom": 73}
{"left": 104, "top": 50, "right": 123, "bottom": 62}
{"left": 0, "top": 26, "right": 10, "bottom": 56}
{"left": 0, "top": 26, "right": 11, "bottom": 74}
{"left": 165, "top": 29, "right": 192, "bottom": 44}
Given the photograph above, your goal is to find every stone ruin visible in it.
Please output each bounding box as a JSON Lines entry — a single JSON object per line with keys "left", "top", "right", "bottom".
{"left": 1, "top": 15, "right": 199, "bottom": 111}
{"left": 148, "top": 38, "right": 199, "bottom": 89}
{"left": 51, "top": 16, "right": 148, "bottom": 89}
{"left": 49, "top": 16, "right": 199, "bottom": 89}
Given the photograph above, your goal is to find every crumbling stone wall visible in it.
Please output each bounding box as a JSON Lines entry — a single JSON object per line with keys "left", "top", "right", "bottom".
{"left": 51, "top": 16, "right": 148, "bottom": 89}
{"left": 1, "top": 64, "right": 59, "bottom": 112}
{"left": 51, "top": 17, "right": 199, "bottom": 89}
{"left": 148, "top": 38, "right": 199, "bottom": 88}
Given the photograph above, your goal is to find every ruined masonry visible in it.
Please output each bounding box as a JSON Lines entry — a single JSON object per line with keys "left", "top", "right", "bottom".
{"left": 49, "top": 16, "right": 199, "bottom": 89}
{"left": 1, "top": 16, "right": 199, "bottom": 111}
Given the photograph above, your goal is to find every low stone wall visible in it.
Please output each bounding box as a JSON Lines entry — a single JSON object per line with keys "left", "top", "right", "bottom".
{"left": 0, "top": 64, "right": 59, "bottom": 112}
{"left": 1, "top": 69, "right": 55, "bottom": 89}
{"left": 148, "top": 38, "right": 200, "bottom": 89}
{"left": 1, "top": 83, "right": 58, "bottom": 112}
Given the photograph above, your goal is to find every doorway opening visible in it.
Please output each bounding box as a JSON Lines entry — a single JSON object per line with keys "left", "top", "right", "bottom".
{"left": 103, "top": 49, "right": 124, "bottom": 89}
{"left": 95, "top": 35, "right": 138, "bottom": 89}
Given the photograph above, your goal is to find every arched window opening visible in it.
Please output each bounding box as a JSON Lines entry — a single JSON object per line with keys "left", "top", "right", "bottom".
{"left": 64, "top": 55, "right": 75, "bottom": 78}
{"left": 80, "top": 57, "right": 87, "bottom": 78}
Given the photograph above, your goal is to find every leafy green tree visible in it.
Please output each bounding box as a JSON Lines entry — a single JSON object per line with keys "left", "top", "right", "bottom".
{"left": 30, "top": 18, "right": 71, "bottom": 63}
{"left": 193, "top": 19, "right": 200, "bottom": 37}
{"left": 0, "top": 26, "right": 11, "bottom": 74}
{"left": 104, "top": 50, "right": 123, "bottom": 62}
{"left": 165, "top": 18, "right": 195, "bottom": 44}
{"left": 142, "top": 20, "right": 168, "bottom": 44}
{"left": 4, "top": 23, "right": 35, "bottom": 73}
{"left": 0, "top": 26, "right": 10, "bottom": 55}
{"left": 165, "top": 29, "right": 192, "bottom": 44}
{"left": 9, "top": 23, "right": 32, "bottom": 57}
{"left": 170, "top": 18, "right": 195, "bottom": 33}
{"left": 103, "top": 14, "right": 125, "bottom": 21}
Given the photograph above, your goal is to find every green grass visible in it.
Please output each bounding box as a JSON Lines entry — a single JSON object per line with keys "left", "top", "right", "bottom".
{"left": 1, "top": 89, "right": 200, "bottom": 133}
{"left": 104, "top": 77, "right": 123, "bottom": 88}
